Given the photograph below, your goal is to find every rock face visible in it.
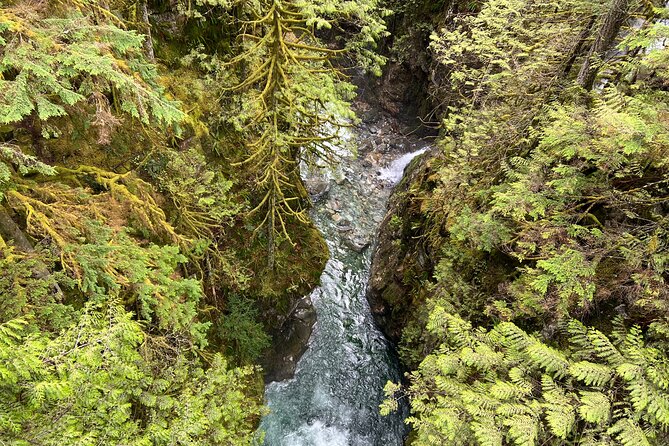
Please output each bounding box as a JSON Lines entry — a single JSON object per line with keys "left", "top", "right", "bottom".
{"left": 352, "top": 62, "right": 434, "bottom": 131}
{"left": 367, "top": 146, "right": 440, "bottom": 345}
{"left": 261, "top": 295, "right": 317, "bottom": 383}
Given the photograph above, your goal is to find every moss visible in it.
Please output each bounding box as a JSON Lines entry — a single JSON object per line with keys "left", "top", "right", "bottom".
{"left": 229, "top": 216, "right": 329, "bottom": 318}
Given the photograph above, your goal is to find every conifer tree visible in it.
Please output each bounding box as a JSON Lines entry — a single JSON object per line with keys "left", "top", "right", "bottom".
{"left": 223, "top": 0, "right": 386, "bottom": 266}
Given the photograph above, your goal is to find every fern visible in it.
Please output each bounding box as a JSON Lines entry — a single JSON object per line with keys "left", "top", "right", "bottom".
{"left": 0, "top": 318, "right": 27, "bottom": 347}
{"left": 504, "top": 414, "right": 539, "bottom": 446}
{"left": 588, "top": 329, "right": 626, "bottom": 366}
{"left": 608, "top": 418, "right": 651, "bottom": 446}
{"left": 544, "top": 396, "right": 576, "bottom": 438}
{"left": 472, "top": 418, "right": 504, "bottom": 446}
{"left": 569, "top": 361, "right": 613, "bottom": 387}
{"left": 526, "top": 341, "right": 569, "bottom": 376}
{"left": 395, "top": 314, "right": 669, "bottom": 446}
{"left": 490, "top": 380, "right": 533, "bottom": 401}
{"left": 578, "top": 391, "right": 611, "bottom": 424}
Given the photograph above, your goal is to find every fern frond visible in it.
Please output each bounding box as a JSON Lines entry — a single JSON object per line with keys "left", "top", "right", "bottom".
{"left": 588, "top": 329, "right": 625, "bottom": 366}
{"left": 490, "top": 380, "right": 533, "bottom": 401}
{"left": 503, "top": 414, "right": 539, "bottom": 446}
{"left": 0, "top": 319, "right": 28, "bottom": 347}
{"left": 569, "top": 361, "right": 613, "bottom": 387}
{"left": 472, "top": 418, "right": 504, "bottom": 446}
{"left": 544, "top": 391, "right": 576, "bottom": 439}
{"left": 498, "top": 322, "right": 532, "bottom": 350}
{"left": 526, "top": 341, "right": 569, "bottom": 376}
{"left": 579, "top": 391, "right": 611, "bottom": 425}
{"left": 608, "top": 418, "right": 651, "bottom": 446}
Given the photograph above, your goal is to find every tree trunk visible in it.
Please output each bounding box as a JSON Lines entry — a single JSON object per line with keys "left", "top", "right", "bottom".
{"left": 0, "top": 206, "right": 64, "bottom": 299}
{"left": 139, "top": 0, "right": 155, "bottom": 62}
{"left": 0, "top": 207, "right": 35, "bottom": 252}
{"left": 577, "top": 0, "right": 631, "bottom": 89}
{"left": 563, "top": 15, "right": 597, "bottom": 79}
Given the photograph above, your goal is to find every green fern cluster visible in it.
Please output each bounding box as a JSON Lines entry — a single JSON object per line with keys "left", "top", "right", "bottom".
{"left": 0, "top": 304, "right": 264, "bottom": 445}
{"left": 441, "top": 91, "right": 669, "bottom": 324}
{"left": 384, "top": 310, "right": 669, "bottom": 446}
{"left": 378, "top": 2, "right": 669, "bottom": 445}
{"left": 73, "top": 222, "right": 210, "bottom": 345}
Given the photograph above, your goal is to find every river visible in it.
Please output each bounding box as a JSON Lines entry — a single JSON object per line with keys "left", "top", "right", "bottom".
{"left": 259, "top": 124, "right": 428, "bottom": 446}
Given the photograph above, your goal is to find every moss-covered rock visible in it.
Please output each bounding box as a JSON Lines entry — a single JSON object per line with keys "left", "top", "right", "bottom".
{"left": 367, "top": 147, "right": 439, "bottom": 350}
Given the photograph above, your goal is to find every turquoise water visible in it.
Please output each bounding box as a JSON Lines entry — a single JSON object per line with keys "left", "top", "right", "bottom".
{"left": 259, "top": 143, "right": 426, "bottom": 446}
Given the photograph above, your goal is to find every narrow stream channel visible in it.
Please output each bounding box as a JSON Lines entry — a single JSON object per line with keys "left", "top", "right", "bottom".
{"left": 259, "top": 128, "right": 428, "bottom": 446}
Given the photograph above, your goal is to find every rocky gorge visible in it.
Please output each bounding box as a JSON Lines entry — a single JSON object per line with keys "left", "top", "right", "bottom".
{"left": 259, "top": 99, "right": 434, "bottom": 384}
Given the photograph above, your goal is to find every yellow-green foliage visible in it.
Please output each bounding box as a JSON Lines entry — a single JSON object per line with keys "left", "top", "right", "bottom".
{"left": 0, "top": 1, "right": 285, "bottom": 443}
{"left": 213, "top": 0, "right": 386, "bottom": 265}
{"left": 0, "top": 305, "right": 265, "bottom": 445}
{"left": 380, "top": 2, "right": 669, "bottom": 445}
{"left": 428, "top": 90, "right": 669, "bottom": 325}
{"left": 224, "top": 0, "right": 355, "bottom": 263}
{"left": 383, "top": 311, "right": 669, "bottom": 446}
{"left": 394, "top": 0, "right": 669, "bottom": 339}
{"left": 0, "top": 4, "right": 183, "bottom": 129}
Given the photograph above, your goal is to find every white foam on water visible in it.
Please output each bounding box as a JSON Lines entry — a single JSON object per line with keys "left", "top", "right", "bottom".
{"left": 377, "top": 148, "right": 428, "bottom": 183}
{"left": 282, "top": 421, "right": 350, "bottom": 446}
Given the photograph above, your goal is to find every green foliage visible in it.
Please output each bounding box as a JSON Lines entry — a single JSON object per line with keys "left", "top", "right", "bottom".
{"left": 72, "top": 222, "right": 210, "bottom": 346}
{"left": 0, "top": 303, "right": 264, "bottom": 445}
{"left": 216, "top": 294, "right": 271, "bottom": 364}
{"left": 0, "top": 247, "right": 73, "bottom": 331}
{"left": 294, "top": 0, "right": 390, "bottom": 75}
{"left": 214, "top": 0, "right": 386, "bottom": 264}
{"left": 0, "top": 143, "right": 56, "bottom": 200}
{"left": 225, "top": 0, "right": 355, "bottom": 253}
{"left": 0, "top": 0, "right": 388, "bottom": 442}
{"left": 377, "top": 2, "right": 669, "bottom": 446}
{"left": 0, "top": 6, "right": 183, "bottom": 129}
{"left": 0, "top": 0, "right": 269, "bottom": 429}
{"left": 395, "top": 0, "right": 669, "bottom": 336}
{"left": 157, "top": 148, "right": 240, "bottom": 236}
{"left": 468, "top": 93, "right": 669, "bottom": 321}
{"left": 384, "top": 312, "right": 669, "bottom": 446}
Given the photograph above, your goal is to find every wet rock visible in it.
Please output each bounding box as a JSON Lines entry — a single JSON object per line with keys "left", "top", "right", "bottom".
{"left": 261, "top": 295, "right": 317, "bottom": 384}
{"left": 336, "top": 219, "right": 354, "bottom": 232}
{"left": 367, "top": 146, "right": 439, "bottom": 344}
{"left": 344, "top": 235, "right": 371, "bottom": 253}
{"left": 359, "top": 108, "right": 382, "bottom": 124}
{"left": 329, "top": 200, "right": 341, "bottom": 212}
{"left": 305, "top": 177, "right": 330, "bottom": 202}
